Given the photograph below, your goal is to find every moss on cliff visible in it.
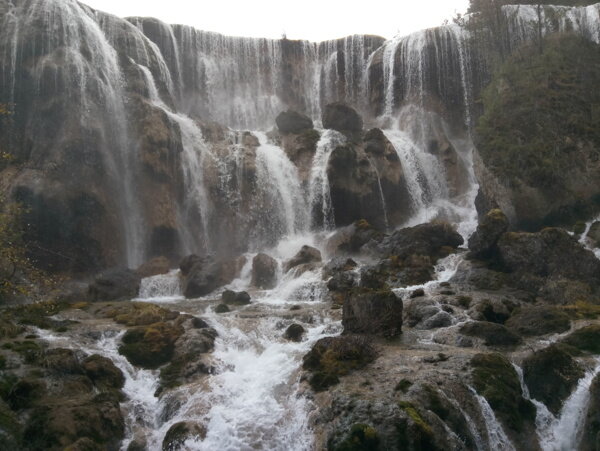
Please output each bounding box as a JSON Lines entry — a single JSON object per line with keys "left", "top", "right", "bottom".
{"left": 476, "top": 34, "right": 600, "bottom": 189}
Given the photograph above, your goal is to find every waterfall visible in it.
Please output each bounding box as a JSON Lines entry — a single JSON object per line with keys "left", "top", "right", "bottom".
{"left": 254, "top": 132, "right": 309, "bottom": 239}
{"left": 579, "top": 215, "right": 600, "bottom": 260}
{"left": 537, "top": 360, "right": 600, "bottom": 451}
{"left": 308, "top": 129, "right": 347, "bottom": 230}
{"left": 469, "top": 387, "right": 516, "bottom": 451}
{"left": 0, "top": 0, "right": 147, "bottom": 266}
{"left": 138, "top": 270, "right": 183, "bottom": 302}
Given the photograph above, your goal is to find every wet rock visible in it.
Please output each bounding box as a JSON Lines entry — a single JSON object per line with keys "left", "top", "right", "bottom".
{"left": 588, "top": 221, "right": 600, "bottom": 247}
{"left": 82, "top": 355, "right": 125, "bottom": 390}
{"left": 221, "top": 290, "right": 251, "bottom": 305}
{"left": 322, "top": 103, "right": 363, "bottom": 133}
{"left": 251, "top": 253, "right": 278, "bottom": 289}
{"left": 523, "top": 344, "right": 585, "bottom": 415}
{"left": 303, "top": 335, "right": 376, "bottom": 391}
{"left": 179, "top": 254, "right": 203, "bottom": 277}
{"left": 42, "top": 348, "right": 84, "bottom": 375}
{"left": 376, "top": 222, "right": 463, "bottom": 259}
{"left": 560, "top": 325, "right": 600, "bottom": 354}
{"left": 325, "top": 220, "right": 383, "bottom": 256}
{"left": 275, "top": 110, "right": 313, "bottom": 134}
{"left": 342, "top": 289, "right": 402, "bottom": 338}
{"left": 470, "top": 298, "right": 513, "bottom": 324}
{"left": 162, "top": 421, "right": 207, "bottom": 451}
{"left": 497, "top": 228, "right": 600, "bottom": 301}
{"left": 284, "top": 324, "right": 305, "bottom": 342}
{"left": 421, "top": 311, "right": 453, "bottom": 330}
{"left": 468, "top": 209, "right": 509, "bottom": 259}
{"left": 182, "top": 257, "right": 239, "bottom": 298}
{"left": 6, "top": 378, "right": 46, "bottom": 410}
{"left": 410, "top": 288, "right": 425, "bottom": 298}
{"left": 119, "top": 322, "right": 184, "bottom": 369}
{"left": 0, "top": 399, "right": 21, "bottom": 449}
{"left": 190, "top": 317, "right": 210, "bottom": 329}
{"left": 471, "top": 353, "right": 536, "bottom": 432}
{"left": 460, "top": 321, "right": 522, "bottom": 346}
{"left": 88, "top": 268, "right": 141, "bottom": 302}
{"left": 405, "top": 299, "right": 440, "bottom": 328}
{"left": 100, "top": 302, "right": 180, "bottom": 326}
{"left": 64, "top": 437, "right": 104, "bottom": 451}
{"left": 24, "top": 393, "right": 125, "bottom": 450}
{"left": 137, "top": 256, "right": 171, "bottom": 278}
{"left": 333, "top": 424, "right": 380, "bottom": 450}
{"left": 284, "top": 245, "right": 322, "bottom": 273}
{"left": 505, "top": 305, "right": 571, "bottom": 336}
{"left": 214, "top": 304, "right": 230, "bottom": 314}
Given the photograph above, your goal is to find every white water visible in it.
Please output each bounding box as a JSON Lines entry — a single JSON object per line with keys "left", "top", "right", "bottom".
{"left": 308, "top": 129, "right": 347, "bottom": 230}
{"left": 137, "top": 270, "right": 183, "bottom": 303}
{"left": 469, "top": 386, "right": 516, "bottom": 451}
{"left": 579, "top": 215, "right": 600, "bottom": 260}
{"left": 254, "top": 132, "right": 309, "bottom": 238}
{"left": 537, "top": 360, "right": 600, "bottom": 451}
{"left": 34, "top": 328, "right": 161, "bottom": 449}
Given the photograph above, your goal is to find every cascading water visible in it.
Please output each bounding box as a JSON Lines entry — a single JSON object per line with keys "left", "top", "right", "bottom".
{"left": 469, "top": 387, "right": 516, "bottom": 451}
{"left": 537, "top": 360, "right": 600, "bottom": 451}
{"left": 0, "top": 0, "right": 146, "bottom": 266}
{"left": 253, "top": 132, "right": 309, "bottom": 240}
{"left": 308, "top": 130, "right": 347, "bottom": 230}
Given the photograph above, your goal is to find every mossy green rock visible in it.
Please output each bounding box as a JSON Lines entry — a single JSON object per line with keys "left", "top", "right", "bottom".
{"left": 333, "top": 424, "right": 380, "bottom": 451}
{"left": 523, "top": 344, "right": 585, "bottom": 415}
{"left": 561, "top": 325, "right": 600, "bottom": 354}
{"left": 460, "top": 321, "right": 522, "bottom": 346}
{"left": 303, "top": 336, "right": 377, "bottom": 392}
{"left": 471, "top": 353, "right": 536, "bottom": 432}
{"left": 505, "top": 305, "right": 571, "bottom": 336}
{"left": 119, "top": 322, "right": 183, "bottom": 369}
{"left": 0, "top": 399, "right": 21, "bottom": 449}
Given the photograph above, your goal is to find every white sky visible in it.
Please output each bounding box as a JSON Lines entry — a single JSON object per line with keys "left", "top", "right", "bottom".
{"left": 82, "top": 0, "right": 470, "bottom": 41}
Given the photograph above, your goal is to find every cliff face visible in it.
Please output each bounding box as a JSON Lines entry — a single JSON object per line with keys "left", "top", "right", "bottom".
{"left": 0, "top": 0, "right": 599, "bottom": 272}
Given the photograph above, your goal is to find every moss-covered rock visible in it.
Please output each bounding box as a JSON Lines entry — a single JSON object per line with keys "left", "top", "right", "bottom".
{"left": 119, "top": 322, "right": 183, "bottom": 369}
{"left": 333, "top": 423, "right": 380, "bottom": 451}
{"left": 471, "top": 353, "right": 536, "bottom": 432}
{"left": 505, "top": 305, "right": 571, "bottom": 336}
{"left": 100, "top": 302, "right": 179, "bottom": 326}
{"left": 24, "top": 392, "right": 124, "bottom": 450}
{"left": 0, "top": 398, "right": 21, "bottom": 449}
{"left": 82, "top": 355, "right": 125, "bottom": 390}
{"left": 460, "top": 321, "right": 522, "bottom": 346}
{"left": 342, "top": 288, "right": 402, "bottom": 338}
{"left": 522, "top": 344, "right": 585, "bottom": 415}
{"left": 468, "top": 209, "right": 509, "bottom": 259}
{"left": 303, "top": 336, "right": 377, "bottom": 392}
{"left": 162, "top": 421, "right": 206, "bottom": 451}
{"left": 214, "top": 304, "right": 230, "bottom": 314}
{"left": 560, "top": 325, "right": 600, "bottom": 354}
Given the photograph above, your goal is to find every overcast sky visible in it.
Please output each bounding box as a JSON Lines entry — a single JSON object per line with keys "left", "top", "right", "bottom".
{"left": 82, "top": 0, "right": 470, "bottom": 41}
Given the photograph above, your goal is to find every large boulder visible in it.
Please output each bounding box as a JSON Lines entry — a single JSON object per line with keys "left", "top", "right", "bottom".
{"left": 470, "top": 353, "right": 536, "bottom": 433}
{"left": 119, "top": 322, "right": 184, "bottom": 369}
{"left": 221, "top": 290, "right": 251, "bottom": 305}
{"left": 82, "top": 355, "right": 125, "bottom": 390}
{"left": 522, "top": 344, "right": 585, "bottom": 415}
{"left": 322, "top": 103, "right": 363, "bottom": 133}
{"left": 136, "top": 256, "right": 171, "bottom": 278}
{"left": 251, "top": 253, "right": 278, "bottom": 289}
{"left": 342, "top": 289, "right": 402, "bottom": 338}
{"left": 460, "top": 321, "right": 522, "bottom": 346}
{"left": 302, "top": 335, "right": 377, "bottom": 391}
{"left": 181, "top": 256, "right": 240, "bottom": 298}
{"left": 162, "top": 422, "right": 207, "bottom": 451}
{"left": 560, "top": 325, "right": 600, "bottom": 354}
{"left": 284, "top": 246, "right": 322, "bottom": 273}
{"left": 468, "top": 209, "right": 509, "bottom": 259}
{"left": 275, "top": 110, "right": 314, "bottom": 134}
{"left": 496, "top": 228, "right": 600, "bottom": 302}
{"left": 24, "top": 393, "right": 125, "bottom": 450}
{"left": 325, "top": 220, "right": 383, "bottom": 256}
{"left": 376, "top": 222, "right": 464, "bottom": 260}
{"left": 88, "top": 268, "right": 141, "bottom": 302}
{"left": 505, "top": 305, "right": 571, "bottom": 337}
